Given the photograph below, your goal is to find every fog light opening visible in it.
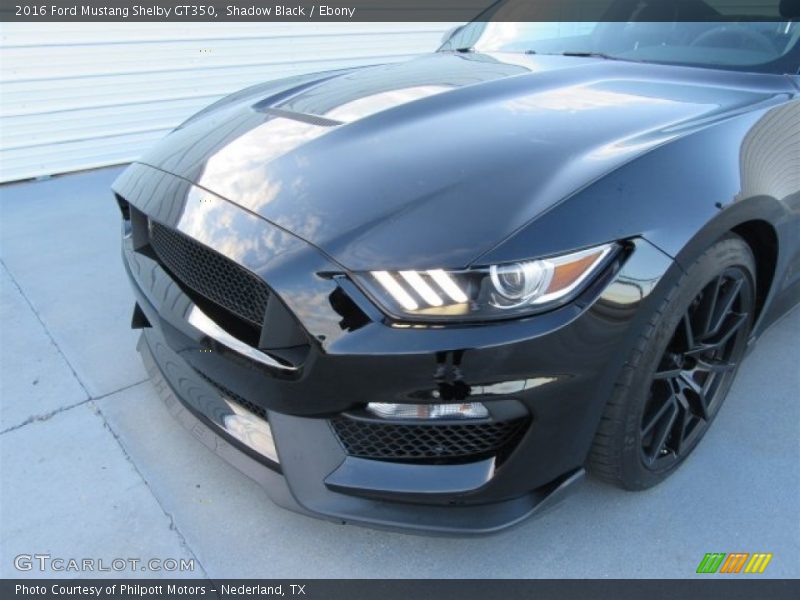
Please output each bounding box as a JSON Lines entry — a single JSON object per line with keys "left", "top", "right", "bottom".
{"left": 222, "top": 401, "right": 279, "bottom": 463}
{"left": 366, "top": 402, "right": 489, "bottom": 420}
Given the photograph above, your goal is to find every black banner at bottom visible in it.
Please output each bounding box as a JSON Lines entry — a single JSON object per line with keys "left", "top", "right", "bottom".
{"left": 2, "top": 579, "right": 799, "bottom": 600}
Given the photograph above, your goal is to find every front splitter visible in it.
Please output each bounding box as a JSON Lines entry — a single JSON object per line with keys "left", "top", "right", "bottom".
{"left": 138, "top": 330, "right": 585, "bottom": 535}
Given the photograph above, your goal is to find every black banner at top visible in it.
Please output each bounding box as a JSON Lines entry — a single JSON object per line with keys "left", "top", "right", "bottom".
{"left": 1, "top": 0, "right": 796, "bottom": 22}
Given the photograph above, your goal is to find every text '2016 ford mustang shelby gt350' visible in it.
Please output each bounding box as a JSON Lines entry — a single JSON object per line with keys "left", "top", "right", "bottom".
{"left": 114, "top": 1, "right": 800, "bottom": 533}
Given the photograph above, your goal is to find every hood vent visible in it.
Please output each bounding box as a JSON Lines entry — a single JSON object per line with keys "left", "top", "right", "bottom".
{"left": 255, "top": 106, "right": 343, "bottom": 127}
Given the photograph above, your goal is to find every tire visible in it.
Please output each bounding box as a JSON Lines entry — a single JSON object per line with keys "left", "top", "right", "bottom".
{"left": 588, "top": 234, "right": 757, "bottom": 490}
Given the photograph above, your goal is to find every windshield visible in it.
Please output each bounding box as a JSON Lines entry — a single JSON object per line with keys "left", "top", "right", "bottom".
{"left": 442, "top": 1, "right": 800, "bottom": 74}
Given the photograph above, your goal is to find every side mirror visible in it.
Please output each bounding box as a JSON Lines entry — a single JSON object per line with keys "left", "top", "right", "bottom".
{"left": 440, "top": 25, "right": 463, "bottom": 45}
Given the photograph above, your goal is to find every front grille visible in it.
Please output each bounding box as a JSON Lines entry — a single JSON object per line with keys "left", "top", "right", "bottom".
{"left": 331, "top": 416, "right": 528, "bottom": 463}
{"left": 197, "top": 371, "right": 268, "bottom": 421}
{"left": 149, "top": 221, "right": 269, "bottom": 326}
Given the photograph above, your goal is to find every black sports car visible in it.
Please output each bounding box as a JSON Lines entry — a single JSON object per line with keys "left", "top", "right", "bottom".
{"left": 113, "top": 3, "right": 800, "bottom": 533}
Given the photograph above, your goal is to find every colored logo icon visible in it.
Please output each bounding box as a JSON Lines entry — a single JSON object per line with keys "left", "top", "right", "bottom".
{"left": 696, "top": 553, "right": 773, "bottom": 574}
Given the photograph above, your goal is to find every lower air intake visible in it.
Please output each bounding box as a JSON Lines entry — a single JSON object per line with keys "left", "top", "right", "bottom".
{"left": 330, "top": 416, "right": 528, "bottom": 464}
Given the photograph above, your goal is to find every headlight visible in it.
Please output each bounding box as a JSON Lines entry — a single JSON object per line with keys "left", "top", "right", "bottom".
{"left": 355, "top": 243, "right": 617, "bottom": 321}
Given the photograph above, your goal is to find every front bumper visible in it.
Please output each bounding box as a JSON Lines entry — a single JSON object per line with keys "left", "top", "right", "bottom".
{"left": 137, "top": 328, "right": 584, "bottom": 534}
{"left": 114, "top": 163, "right": 674, "bottom": 534}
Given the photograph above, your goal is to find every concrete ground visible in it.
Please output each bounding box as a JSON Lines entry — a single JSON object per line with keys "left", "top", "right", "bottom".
{"left": 1, "top": 166, "right": 798, "bottom": 579}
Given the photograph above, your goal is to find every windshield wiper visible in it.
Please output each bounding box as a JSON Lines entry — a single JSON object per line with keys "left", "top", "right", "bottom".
{"left": 523, "top": 50, "right": 621, "bottom": 60}
{"left": 453, "top": 47, "right": 474, "bottom": 53}
{"left": 559, "top": 51, "right": 620, "bottom": 60}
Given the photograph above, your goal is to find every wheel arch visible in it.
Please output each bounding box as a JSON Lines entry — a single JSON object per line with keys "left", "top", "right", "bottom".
{"left": 730, "top": 219, "right": 779, "bottom": 325}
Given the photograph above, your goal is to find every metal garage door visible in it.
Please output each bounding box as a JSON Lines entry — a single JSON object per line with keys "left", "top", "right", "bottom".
{"left": 0, "top": 23, "right": 454, "bottom": 183}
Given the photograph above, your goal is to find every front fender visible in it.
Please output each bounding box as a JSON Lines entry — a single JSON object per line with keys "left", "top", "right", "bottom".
{"left": 478, "top": 99, "right": 799, "bottom": 332}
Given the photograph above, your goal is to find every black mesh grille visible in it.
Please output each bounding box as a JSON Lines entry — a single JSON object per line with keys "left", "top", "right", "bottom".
{"left": 331, "top": 416, "right": 528, "bottom": 463}
{"left": 149, "top": 221, "right": 269, "bottom": 326}
{"left": 197, "top": 371, "right": 268, "bottom": 421}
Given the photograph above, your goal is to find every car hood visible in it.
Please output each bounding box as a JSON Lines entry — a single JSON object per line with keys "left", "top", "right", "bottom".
{"left": 138, "top": 52, "right": 787, "bottom": 270}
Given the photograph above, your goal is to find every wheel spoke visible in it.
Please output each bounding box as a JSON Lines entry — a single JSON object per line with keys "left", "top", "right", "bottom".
{"left": 679, "top": 372, "right": 709, "bottom": 420}
{"left": 706, "top": 277, "right": 743, "bottom": 338}
{"left": 696, "top": 358, "right": 737, "bottom": 374}
{"left": 714, "top": 311, "right": 748, "bottom": 345}
{"left": 654, "top": 353, "right": 683, "bottom": 380}
{"left": 694, "top": 276, "right": 722, "bottom": 337}
{"left": 647, "top": 401, "right": 679, "bottom": 462}
{"left": 682, "top": 312, "right": 695, "bottom": 352}
{"left": 671, "top": 406, "right": 694, "bottom": 456}
{"left": 687, "top": 312, "right": 748, "bottom": 356}
{"left": 654, "top": 367, "right": 682, "bottom": 380}
{"left": 642, "top": 393, "right": 678, "bottom": 436}
{"left": 679, "top": 372, "right": 703, "bottom": 394}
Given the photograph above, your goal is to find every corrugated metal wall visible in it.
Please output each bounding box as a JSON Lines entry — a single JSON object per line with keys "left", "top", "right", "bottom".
{"left": 0, "top": 23, "right": 455, "bottom": 183}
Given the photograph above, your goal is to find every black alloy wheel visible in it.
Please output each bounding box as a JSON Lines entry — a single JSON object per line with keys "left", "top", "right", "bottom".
{"left": 640, "top": 267, "right": 753, "bottom": 470}
{"left": 588, "top": 235, "right": 757, "bottom": 489}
